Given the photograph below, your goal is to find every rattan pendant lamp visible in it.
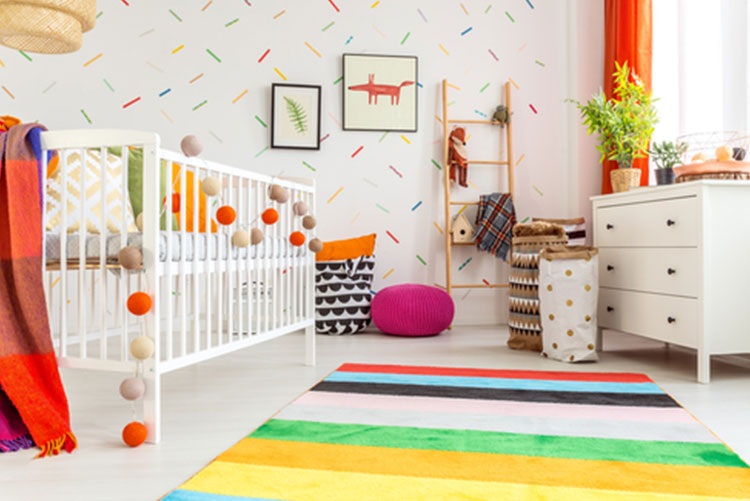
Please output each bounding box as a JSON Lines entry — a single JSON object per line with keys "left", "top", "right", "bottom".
{"left": 0, "top": 0, "right": 96, "bottom": 54}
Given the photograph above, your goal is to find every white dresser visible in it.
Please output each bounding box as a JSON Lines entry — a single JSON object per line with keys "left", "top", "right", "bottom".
{"left": 591, "top": 180, "right": 750, "bottom": 383}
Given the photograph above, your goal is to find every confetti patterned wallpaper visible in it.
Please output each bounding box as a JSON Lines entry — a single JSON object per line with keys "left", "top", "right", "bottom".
{"left": 0, "top": 0, "right": 601, "bottom": 325}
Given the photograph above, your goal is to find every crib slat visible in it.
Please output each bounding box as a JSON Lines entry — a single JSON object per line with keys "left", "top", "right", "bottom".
{"left": 226, "top": 172, "right": 235, "bottom": 345}
{"left": 79, "top": 148, "right": 87, "bottom": 359}
{"left": 120, "top": 146, "right": 129, "bottom": 361}
{"left": 205, "top": 168, "right": 212, "bottom": 350}
{"left": 216, "top": 171, "right": 224, "bottom": 347}
{"left": 179, "top": 161, "right": 187, "bottom": 357}
{"left": 245, "top": 178, "right": 252, "bottom": 336}
{"left": 192, "top": 164, "right": 200, "bottom": 354}
{"left": 165, "top": 158, "right": 174, "bottom": 361}
{"left": 255, "top": 181, "right": 262, "bottom": 336}
{"left": 59, "top": 151, "right": 68, "bottom": 357}
{"left": 99, "top": 147, "right": 108, "bottom": 360}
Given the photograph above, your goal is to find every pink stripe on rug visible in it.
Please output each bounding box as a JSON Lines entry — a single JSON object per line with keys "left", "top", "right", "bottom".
{"left": 296, "top": 391, "right": 694, "bottom": 424}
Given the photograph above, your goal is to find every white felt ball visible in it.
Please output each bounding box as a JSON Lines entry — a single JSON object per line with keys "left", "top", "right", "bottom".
{"left": 293, "top": 201, "right": 308, "bottom": 216}
{"left": 130, "top": 336, "right": 155, "bottom": 360}
{"left": 119, "top": 377, "right": 145, "bottom": 401}
{"left": 202, "top": 176, "right": 221, "bottom": 197}
{"left": 251, "top": 228, "right": 264, "bottom": 245}
{"left": 136, "top": 213, "right": 144, "bottom": 231}
{"left": 302, "top": 215, "right": 317, "bottom": 230}
{"left": 308, "top": 238, "right": 323, "bottom": 253}
{"left": 181, "top": 135, "right": 203, "bottom": 157}
{"left": 716, "top": 145, "right": 733, "bottom": 162}
{"left": 232, "top": 229, "right": 250, "bottom": 247}
{"left": 118, "top": 246, "right": 142, "bottom": 270}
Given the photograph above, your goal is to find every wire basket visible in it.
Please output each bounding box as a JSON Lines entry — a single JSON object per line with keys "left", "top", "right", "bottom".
{"left": 677, "top": 131, "right": 750, "bottom": 163}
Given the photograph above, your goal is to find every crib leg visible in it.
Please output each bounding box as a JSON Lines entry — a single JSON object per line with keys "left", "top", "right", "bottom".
{"left": 143, "top": 366, "right": 161, "bottom": 444}
{"left": 305, "top": 324, "right": 316, "bottom": 366}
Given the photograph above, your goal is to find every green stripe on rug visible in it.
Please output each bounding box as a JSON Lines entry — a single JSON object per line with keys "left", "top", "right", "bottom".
{"left": 251, "top": 419, "right": 747, "bottom": 468}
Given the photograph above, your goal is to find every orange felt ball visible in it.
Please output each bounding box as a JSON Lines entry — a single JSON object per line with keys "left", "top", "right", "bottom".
{"left": 289, "top": 231, "right": 306, "bottom": 247}
{"left": 216, "top": 206, "right": 236, "bottom": 225}
{"left": 122, "top": 421, "right": 147, "bottom": 447}
{"left": 262, "top": 208, "right": 279, "bottom": 225}
{"left": 162, "top": 193, "right": 180, "bottom": 213}
{"left": 127, "top": 292, "right": 152, "bottom": 316}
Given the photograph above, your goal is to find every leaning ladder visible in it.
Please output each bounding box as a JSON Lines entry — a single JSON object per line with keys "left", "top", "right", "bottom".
{"left": 441, "top": 79, "right": 515, "bottom": 299}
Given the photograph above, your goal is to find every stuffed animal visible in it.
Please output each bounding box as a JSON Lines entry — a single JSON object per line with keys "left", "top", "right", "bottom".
{"left": 492, "top": 105, "right": 510, "bottom": 127}
{"left": 449, "top": 127, "right": 469, "bottom": 188}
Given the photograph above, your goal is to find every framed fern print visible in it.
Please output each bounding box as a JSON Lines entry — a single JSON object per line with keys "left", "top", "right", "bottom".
{"left": 271, "top": 83, "right": 322, "bottom": 150}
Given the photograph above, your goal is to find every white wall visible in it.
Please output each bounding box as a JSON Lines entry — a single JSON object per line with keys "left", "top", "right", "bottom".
{"left": 0, "top": 0, "right": 602, "bottom": 325}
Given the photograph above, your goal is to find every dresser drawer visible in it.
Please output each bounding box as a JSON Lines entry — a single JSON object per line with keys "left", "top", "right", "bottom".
{"left": 599, "top": 248, "right": 699, "bottom": 297}
{"left": 598, "top": 289, "right": 698, "bottom": 347}
{"left": 595, "top": 196, "right": 699, "bottom": 247}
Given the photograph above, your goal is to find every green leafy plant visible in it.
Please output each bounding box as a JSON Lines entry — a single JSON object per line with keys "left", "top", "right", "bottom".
{"left": 649, "top": 141, "right": 687, "bottom": 169}
{"left": 568, "top": 61, "right": 658, "bottom": 169}
{"left": 284, "top": 97, "right": 308, "bottom": 134}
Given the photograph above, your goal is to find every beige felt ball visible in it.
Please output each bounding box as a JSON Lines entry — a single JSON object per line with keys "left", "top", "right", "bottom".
{"left": 691, "top": 152, "right": 707, "bottom": 163}
{"left": 302, "top": 215, "right": 317, "bottom": 230}
{"left": 202, "top": 176, "right": 221, "bottom": 197}
{"left": 716, "top": 145, "right": 733, "bottom": 162}
{"left": 251, "top": 228, "right": 264, "bottom": 245}
{"left": 118, "top": 246, "right": 142, "bottom": 270}
{"left": 119, "top": 377, "right": 145, "bottom": 401}
{"left": 232, "top": 229, "right": 250, "bottom": 247}
{"left": 308, "top": 238, "right": 323, "bottom": 253}
{"left": 181, "top": 134, "right": 203, "bottom": 157}
{"left": 136, "top": 213, "right": 144, "bottom": 231}
{"left": 293, "top": 200, "right": 308, "bottom": 216}
{"left": 130, "top": 336, "right": 155, "bottom": 360}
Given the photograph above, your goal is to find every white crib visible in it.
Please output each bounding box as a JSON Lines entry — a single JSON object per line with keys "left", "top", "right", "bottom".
{"left": 39, "top": 130, "right": 316, "bottom": 443}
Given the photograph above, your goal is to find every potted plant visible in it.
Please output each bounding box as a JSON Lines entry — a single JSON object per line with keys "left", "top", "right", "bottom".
{"left": 569, "top": 62, "right": 658, "bottom": 192}
{"left": 649, "top": 140, "right": 687, "bottom": 185}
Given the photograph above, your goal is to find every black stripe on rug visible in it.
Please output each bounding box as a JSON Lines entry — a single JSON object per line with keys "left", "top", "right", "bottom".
{"left": 311, "top": 381, "right": 679, "bottom": 408}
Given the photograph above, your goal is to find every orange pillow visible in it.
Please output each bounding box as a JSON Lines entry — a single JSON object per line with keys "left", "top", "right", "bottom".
{"left": 171, "top": 164, "right": 217, "bottom": 233}
{"left": 316, "top": 234, "right": 376, "bottom": 262}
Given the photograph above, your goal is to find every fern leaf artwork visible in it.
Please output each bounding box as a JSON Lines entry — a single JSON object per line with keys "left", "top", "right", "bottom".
{"left": 284, "top": 97, "right": 308, "bottom": 134}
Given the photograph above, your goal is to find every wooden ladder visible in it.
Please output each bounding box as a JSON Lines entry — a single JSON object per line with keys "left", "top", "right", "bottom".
{"left": 440, "top": 79, "right": 515, "bottom": 299}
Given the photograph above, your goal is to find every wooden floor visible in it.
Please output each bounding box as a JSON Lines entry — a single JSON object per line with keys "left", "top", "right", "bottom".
{"left": 3, "top": 325, "right": 750, "bottom": 500}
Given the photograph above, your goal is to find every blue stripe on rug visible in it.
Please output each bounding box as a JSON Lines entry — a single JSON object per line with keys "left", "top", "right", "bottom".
{"left": 326, "top": 371, "right": 663, "bottom": 394}
{"left": 163, "top": 490, "right": 284, "bottom": 501}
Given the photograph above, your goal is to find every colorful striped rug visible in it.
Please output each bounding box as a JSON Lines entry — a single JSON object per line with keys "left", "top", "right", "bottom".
{"left": 164, "top": 363, "right": 750, "bottom": 500}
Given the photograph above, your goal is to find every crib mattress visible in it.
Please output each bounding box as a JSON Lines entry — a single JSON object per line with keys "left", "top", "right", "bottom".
{"left": 45, "top": 231, "right": 306, "bottom": 263}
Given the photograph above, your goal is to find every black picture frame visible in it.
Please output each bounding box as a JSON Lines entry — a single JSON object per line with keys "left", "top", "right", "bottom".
{"left": 270, "top": 83, "right": 322, "bottom": 150}
{"left": 342, "top": 53, "right": 418, "bottom": 132}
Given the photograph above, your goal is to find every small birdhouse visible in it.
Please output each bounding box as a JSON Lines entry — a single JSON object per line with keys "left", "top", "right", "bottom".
{"left": 451, "top": 213, "right": 475, "bottom": 244}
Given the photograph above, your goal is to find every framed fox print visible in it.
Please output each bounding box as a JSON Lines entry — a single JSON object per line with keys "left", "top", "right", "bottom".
{"left": 342, "top": 54, "right": 418, "bottom": 132}
{"left": 271, "top": 83, "right": 322, "bottom": 150}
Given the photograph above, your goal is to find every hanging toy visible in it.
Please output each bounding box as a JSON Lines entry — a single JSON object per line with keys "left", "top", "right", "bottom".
{"left": 308, "top": 238, "right": 323, "bottom": 253}
{"left": 302, "top": 215, "right": 317, "bottom": 230}
{"left": 129, "top": 336, "right": 155, "bottom": 360}
{"left": 202, "top": 176, "right": 221, "bottom": 197}
{"left": 180, "top": 134, "right": 204, "bottom": 157}
{"left": 251, "top": 228, "right": 264, "bottom": 245}
{"left": 216, "top": 206, "right": 236, "bottom": 225}
{"left": 122, "top": 421, "right": 148, "bottom": 447}
{"left": 292, "top": 200, "right": 308, "bottom": 216}
{"left": 262, "top": 208, "right": 279, "bottom": 225}
{"left": 289, "top": 231, "right": 305, "bottom": 247}
{"left": 127, "top": 292, "right": 152, "bottom": 316}
{"left": 448, "top": 127, "right": 469, "bottom": 188}
{"left": 118, "top": 246, "right": 142, "bottom": 270}
{"left": 119, "top": 377, "right": 145, "bottom": 401}
{"left": 231, "top": 229, "right": 250, "bottom": 247}
{"left": 269, "top": 184, "right": 289, "bottom": 203}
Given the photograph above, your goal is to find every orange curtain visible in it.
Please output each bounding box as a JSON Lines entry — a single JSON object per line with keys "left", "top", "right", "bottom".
{"left": 602, "top": 0, "right": 653, "bottom": 194}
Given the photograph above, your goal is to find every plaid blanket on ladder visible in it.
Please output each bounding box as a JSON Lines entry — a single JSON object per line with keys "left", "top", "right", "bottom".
{"left": 472, "top": 193, "right": 516, "bottom": 261}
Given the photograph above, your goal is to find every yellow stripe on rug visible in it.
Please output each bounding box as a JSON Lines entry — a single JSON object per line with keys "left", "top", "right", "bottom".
{"left": 215, "top": 438, "right": 750, "bottom": 499}
{"left": 180, "top": 461, "right": 743, "bottom": 501}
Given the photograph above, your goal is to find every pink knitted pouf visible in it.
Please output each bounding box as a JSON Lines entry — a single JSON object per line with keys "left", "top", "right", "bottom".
{"left": 371, "top": 284, "right": 455, "bottom": 336}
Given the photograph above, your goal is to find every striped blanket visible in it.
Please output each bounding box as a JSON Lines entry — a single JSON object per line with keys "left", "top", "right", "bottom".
{"left": 164, "top": 363, "right": 750, "bottom": 500}
{"left": 473, "top": 192, "right": 516, "bottom": 261}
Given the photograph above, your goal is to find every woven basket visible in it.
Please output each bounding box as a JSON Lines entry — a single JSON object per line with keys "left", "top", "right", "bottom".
{"left": 677, "top": 172, "right": 750, "bottom": 183}
{"left": 0, "top": 0, "right": 96, "bottom": 54}
{"left": 508, "top": 224, "right": 568, "bottom": 352}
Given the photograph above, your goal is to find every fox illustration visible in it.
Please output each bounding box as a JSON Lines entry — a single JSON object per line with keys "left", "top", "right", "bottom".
{"left": 348, "top": 74, "right": 415, "bottom": 105}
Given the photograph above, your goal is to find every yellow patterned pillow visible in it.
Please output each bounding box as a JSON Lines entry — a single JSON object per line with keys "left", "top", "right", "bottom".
{"left": 46, "top": 150, "right": 136, "bottom": 234}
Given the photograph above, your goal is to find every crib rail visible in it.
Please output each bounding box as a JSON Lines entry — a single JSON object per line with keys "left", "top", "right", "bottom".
{"left": 39, "top": 130, "right": 316, "bottom": 443}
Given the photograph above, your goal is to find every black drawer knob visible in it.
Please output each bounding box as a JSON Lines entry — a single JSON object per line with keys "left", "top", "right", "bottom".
{"left": 666, "top": 219, "right": 676, "bottom": 226}
{"left": 667, "top": 268, "right": 676, "bottom": 275}
{"left": 606, "top": 265, "right": 615, "bottom": 271}
{"left": 606, "top": 306, "right": 614, "bottom": 312}
{"left": 667, "top": 316, "right": 676, "bottom": 324}
{"left": 606, "top": 224, "right": 614, "bottom": 230}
